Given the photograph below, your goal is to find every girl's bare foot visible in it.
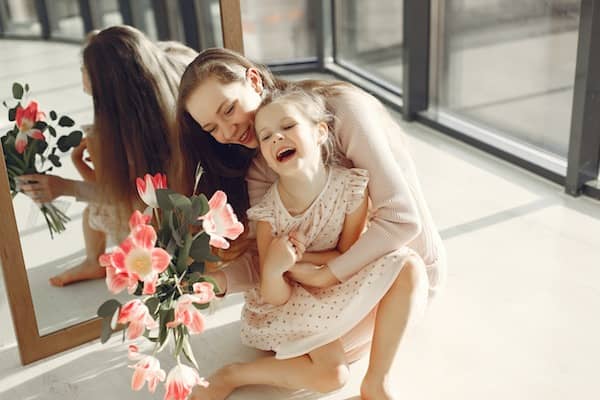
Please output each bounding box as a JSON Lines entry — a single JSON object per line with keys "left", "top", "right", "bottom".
{"left": 360, "top": 373, "right": 397, "bottom": 400}
{"left": 188, "top": 364, "right": 237, "bottom": 400}
{"left": 49, "top": 259, "right": 106, "bottom": 287}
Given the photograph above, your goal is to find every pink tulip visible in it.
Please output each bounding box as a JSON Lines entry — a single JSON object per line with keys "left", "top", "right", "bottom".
{"left": 129, "top": 209, "right": 152, "bottom": 230}
{"left": 165, "top": 294, "right": 207, "bottom": 334}
{"left": 136, "top": 173, "right": 168, "bottom": 208}
{"left": 127, "top": 346, "right": 166, "bottom": 393}
{"left": 100, "top": 221, "right": 171, "bottom": 295}
{"left": 14, "top": 101, "right": 45, "bottom": 154}
{"left": 192, "top": 282, "right": 216, "bottom": 303}
{"left": 199, "top": 190, "right": 244, "bottom": 249}
{"left": 117, "top": 299, "right": 158, "bottom": 340}
{"left": 164, "top": 364, "right": 207, "bottom": 400}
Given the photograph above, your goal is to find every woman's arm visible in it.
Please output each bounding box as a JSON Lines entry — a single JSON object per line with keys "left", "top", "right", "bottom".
{"left": 17, "top": 174, "right": 100, "bottom": 203}
{"left": 325, "top": 88, "right": 423, "bottom": 282}
{"left": 256, "top": 221, "right": 294, "bottom": 306}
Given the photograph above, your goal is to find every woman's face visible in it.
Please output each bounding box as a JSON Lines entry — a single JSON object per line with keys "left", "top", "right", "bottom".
{"left": 81, "top": 65, "right": 92, "bottom": 96}
{"left": 185, "top": 70, "right": 263, "bottom": 149}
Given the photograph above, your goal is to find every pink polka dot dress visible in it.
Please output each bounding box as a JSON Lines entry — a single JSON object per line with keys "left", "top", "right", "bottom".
{"left": 241, "top": 166, "right": 416, "bottom": 359}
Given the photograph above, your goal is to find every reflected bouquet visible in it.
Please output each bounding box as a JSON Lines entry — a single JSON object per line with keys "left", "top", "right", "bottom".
{"left": 1, "top": 82, "right": 82, "bottom": 237}
{"left": 97, "top": 169, "right": 244, "bottom": 399}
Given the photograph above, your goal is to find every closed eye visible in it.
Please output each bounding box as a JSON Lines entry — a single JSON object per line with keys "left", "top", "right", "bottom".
{"left": 225, "top": 103, "right": 235, "bottom": 115}
{"left": 283, "top": 123, "right": 296, "bottom": 130}
{"left": 260, "top": 133, "right": 272, "bottom": 141}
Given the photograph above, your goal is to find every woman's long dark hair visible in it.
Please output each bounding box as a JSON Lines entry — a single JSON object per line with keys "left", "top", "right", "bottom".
{"left": 83, "top": 26, "right": 195, "bottom": 234}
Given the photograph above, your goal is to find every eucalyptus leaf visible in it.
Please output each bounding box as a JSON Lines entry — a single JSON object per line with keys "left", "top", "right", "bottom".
{"left": 8, "top": 107, "right": 16, "bottom": 122}
{"left": 48, "top": 126, "right": 57, "bottom": 138}
{"left": 191, "top": 194, "right": 209, "bottom": 218}
{"left": 33, "top": 121, "right": 47, "bottom": 131}
{"left": 97, "top": 299, "right": 121, "bottom": 318}
{"left": 48, "top": 154, "right": 61, "bottom": 167}
{"left": 49, "top": 110, "right": 57, "bottom": 120}
{"left": 189, "top": 233, "right": 220, "bottom": 262}
{"left": 145, "top": 297, "right": 160, "bottom": 315}
{"left": 58, "top": 115, "right": 75, "bottom": 127}
{"left": 12, "top": 83, "right": 24, "bottom": 100}
{"left": 156, "top": 188, "right": 177, "bottom": 211}
{"left": 100, "top": 317, "right": 114, "bottom": 344}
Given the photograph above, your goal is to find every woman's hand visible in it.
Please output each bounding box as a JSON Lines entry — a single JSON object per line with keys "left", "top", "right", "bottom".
{"left": 287, "top": 262, "right": 340, "bottom": 288}
{"left": 70, "top": 137, "right": 90, "bottom": 163}
{"left": 17, "top": 174, "right": 65, "bottom": 204}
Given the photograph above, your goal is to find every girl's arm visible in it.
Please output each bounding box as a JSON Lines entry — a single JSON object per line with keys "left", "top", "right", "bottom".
{"left": 288, "top": 188, "right": 369, "bottom": 288}
{"left": 256, "top": 221, "right": 295, "bottom": 306}
{"left": 71, "top": 138, "right": 96, "bottom": 182}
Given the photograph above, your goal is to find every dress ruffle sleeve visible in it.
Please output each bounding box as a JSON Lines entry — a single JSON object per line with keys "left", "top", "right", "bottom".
{"left": 343, "top": 168, "right": 369, "bottom": 214}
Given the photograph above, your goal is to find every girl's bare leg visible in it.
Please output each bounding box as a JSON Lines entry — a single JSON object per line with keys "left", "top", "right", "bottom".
{"left": 49, "top": 206, "right": 107, "bottom": 286}
{"left": 189, "top": 339, "right": 350, "bottom": 400}
{"left": 361, "top": 256, "right": 428, "bottom": 400}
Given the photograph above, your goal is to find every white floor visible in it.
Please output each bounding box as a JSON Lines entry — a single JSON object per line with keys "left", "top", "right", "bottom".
{"left": 1, "top": 39, "right": 600, "bottom": 399}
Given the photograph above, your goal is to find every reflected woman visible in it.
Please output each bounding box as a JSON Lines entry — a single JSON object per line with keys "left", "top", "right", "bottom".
{"left": 18, "top": 26, "right": 196, "bottom": 287}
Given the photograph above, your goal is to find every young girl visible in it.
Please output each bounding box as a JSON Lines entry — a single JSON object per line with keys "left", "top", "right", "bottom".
{"left": 192, "top": 88, "right": 425, "bottom": 399}
{"left": 18, "top": 26, "right": 197, "bottom": 286}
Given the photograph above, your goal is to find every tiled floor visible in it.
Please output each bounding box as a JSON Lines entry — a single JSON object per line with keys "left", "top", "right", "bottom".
{"left": 1, "top": 39, "right": 600, "bottom": 399}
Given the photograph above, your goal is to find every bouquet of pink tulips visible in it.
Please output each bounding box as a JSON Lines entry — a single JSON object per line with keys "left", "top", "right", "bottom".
{"left": 97, "top": 169, "right": 244, "bottom": 399}
{"left": 2, "top": 82, "right": 82, "bottom": 237}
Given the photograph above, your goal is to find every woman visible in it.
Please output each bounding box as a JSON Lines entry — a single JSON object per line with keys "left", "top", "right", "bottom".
{"left": 176, "top": 48, "right": 446, "bottom": 399}
{"left": 18, "top": 26, "right": 197, "bottom": 287}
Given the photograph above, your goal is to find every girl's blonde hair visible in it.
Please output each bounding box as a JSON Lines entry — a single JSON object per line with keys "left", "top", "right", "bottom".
{"left": 257, "top": 87, "right": 341, "bottom": 166}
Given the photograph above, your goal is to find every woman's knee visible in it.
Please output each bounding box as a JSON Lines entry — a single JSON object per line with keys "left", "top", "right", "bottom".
{"left": 390, "top": 256, "right": 428, "bottom": 300}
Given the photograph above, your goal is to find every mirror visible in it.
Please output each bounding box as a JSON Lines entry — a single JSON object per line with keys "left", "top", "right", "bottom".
{"left": 0, "top": 0, "right": 244, "bottom": 365}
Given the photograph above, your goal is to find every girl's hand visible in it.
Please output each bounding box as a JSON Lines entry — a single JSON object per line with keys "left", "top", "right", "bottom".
{"left": 288, "top": 229, "right": 306, "bottom": 261}
{"left": 264, "top": 236, "right": 298, "bottom": 274}
{"left": 16, "top": 174, "right": 65, "bottom": 204}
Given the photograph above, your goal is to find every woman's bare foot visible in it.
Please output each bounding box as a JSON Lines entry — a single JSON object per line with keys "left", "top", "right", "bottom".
{"left": 360, "top": 373, "right": 397, "bottom": 400}
{"left": 49, "top": 259, "right": 106, "bottom": 287}
{"left": 189, "top": 365, "right": 237, "bottom": 400}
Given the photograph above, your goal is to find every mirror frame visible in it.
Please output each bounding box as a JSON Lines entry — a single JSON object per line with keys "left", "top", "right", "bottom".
{"left": 0, "top": 0, "right": 244, "bottom": 365}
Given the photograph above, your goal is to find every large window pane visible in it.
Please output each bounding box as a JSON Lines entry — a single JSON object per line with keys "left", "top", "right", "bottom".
{"left": 47, "top": 0, "right": 84, "bottom": 40}
{"left": 334, "top": 0, "right": 403, "bottom": 89}
{"left": 432, "top": 0, "right": 580, "bottom": 159}
{"left": 99, "top": 0, "right": 122, "bottom": 28}
{"left": 0, "top": 0, "right": 41, "bottom": 36}
{"left": 241, "top": 0, "right": 316, "bottom": 64}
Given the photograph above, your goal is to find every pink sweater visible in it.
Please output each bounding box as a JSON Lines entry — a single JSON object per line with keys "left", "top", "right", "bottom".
{"left": 225, "top": 85, "right": 446, "bottom": 294}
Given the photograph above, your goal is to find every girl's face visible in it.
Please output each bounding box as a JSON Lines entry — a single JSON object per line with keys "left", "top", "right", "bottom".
{"left": 255, "top": 101, "right": 327, "bottom": 177}
{"left": 185, "top": 69, "right": 263, "bottom": 149}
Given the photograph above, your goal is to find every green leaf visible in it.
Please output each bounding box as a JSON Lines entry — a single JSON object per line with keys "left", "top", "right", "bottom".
{"left": 145, "top": 297, "right": 160, "bottom": 315}
{"left": 48, "top": 154, "right": 61, "bottom": 167}
{"left": 56, "top": 131, "right": 83, "bottom": 152}
{"left": 49, "top": 110, "right": 57, "bottom": 120}
{"left": 58, "top": 116, "right": 75, "bottom": 127}
{"left": 24, "top": 83, "right": 29, "bottom": 92}
{"left": 12, "top": 83, "right": 24, "bottom": 100}
{"left": 158, "top": 308, "right": 175, "bottom": 346}
{"left": 175, "top": 326, "right": 185, "bottom": 356}
{"left": 181, "top": 335, "right": 200, "bottom": 370}
{"left": 100, "top": 317, "right": 113, "bottom": 344}
{"left": 156, "top": 188, "right": 177, "bottom": 211}
{"left": 187, "top": 262, "right": 205, "bottom": 275}
{"left": 8, "top": 107, "right": 16, "bottom": 122}
{"left": 48, "top": 126, "right": 57, "bottom": 138}
{"left": 193, "top": 302, "right": 211, "bottom": 310}
{"left": 2, "top": 100, "right": 6, "bottom": 108}
{"left": 191, "top": 194, "right": 209, "bottom": 218}
{"left": 33, "top": 121, "right": 47, "bottom": 131}
{"left": 97, "top": 299, "right": 121, "bottom": 318}
{"left": 189, "top": 233, "right": 220, "bottom": 262}
{"left": 169, "top": 193, "right": 192, "bottom": 208}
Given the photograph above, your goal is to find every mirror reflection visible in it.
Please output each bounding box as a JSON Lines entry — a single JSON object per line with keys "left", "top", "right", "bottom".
{"left": 1, "top": 26, "right": 197, "bottom": 336}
